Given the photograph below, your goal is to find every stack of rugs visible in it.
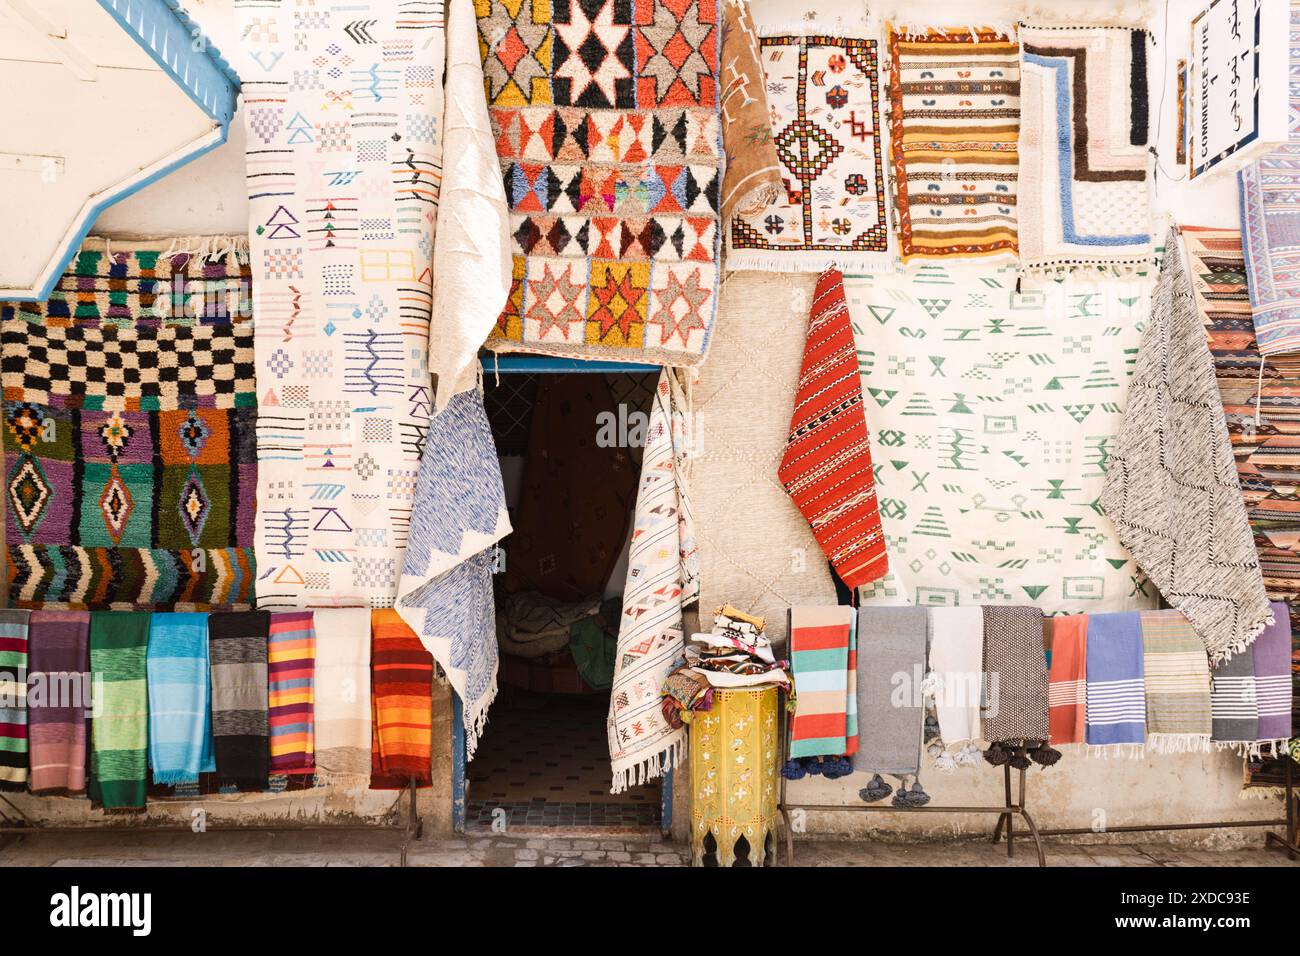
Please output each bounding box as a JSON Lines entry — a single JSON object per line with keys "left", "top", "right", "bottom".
{"left": 495, "top": 592, "right": 620, "bottom": 695}
{"left": 0, "top": 608, "right": 436, "bottom": 809}
{"left": 660, "top": 606, "right": 790, "bottom": 730}
{"left": 1047, "top": 607, "right": 1294, "bottom": 758}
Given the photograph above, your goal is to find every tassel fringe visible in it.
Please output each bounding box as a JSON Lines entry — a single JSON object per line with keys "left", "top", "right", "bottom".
{"left": 611, "top": 736, "right": 685, "bottom": 794}
{"left": 1144, "top": 733, "right": 1212, "bottom": 755}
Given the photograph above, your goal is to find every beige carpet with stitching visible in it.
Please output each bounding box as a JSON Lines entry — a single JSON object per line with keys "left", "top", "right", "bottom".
{"left": 691, "top": 272, "right": 837, "bottom": 649}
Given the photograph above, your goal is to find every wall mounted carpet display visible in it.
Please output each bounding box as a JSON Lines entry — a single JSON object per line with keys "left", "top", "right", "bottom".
{"left": 780, "top": 268, "right": 887, "bottom": 588}
{"left": 718, "top": 0, "right": 783, "bottom": 221}
{"left": 1240, "top": 147, "right": 1300, "bottom": 367}
{"left": 608, "top": 370, "right": 699, "bottom": 791}
{"left": 477, "top": 0, "right": 724, "bottom": 365}
{"left": 845, "top": 267, "right": 1150, "bottom": 615}
{"left": 1, "top": 239, "right": 257, "bottom": 610}
{"left": 692, "top": 273, "right": 836, "bottom": 649}
{"left": 886, "top": 26, "right": 1020, "bottom": 262}
{"left": 1016, "top": 23, "right": 1153, "bottom": 275}
{"left": 237, "top": 1, "right": 450, "bottom": 608}
{"left": 728, "top": 20, "right": 893, "bottom": 272}
{"left": 1181, "top": 226, "right": 1300, "bottom": 791}
{"left": 1101, "top": 231, "right": 1273, "bottom": 665}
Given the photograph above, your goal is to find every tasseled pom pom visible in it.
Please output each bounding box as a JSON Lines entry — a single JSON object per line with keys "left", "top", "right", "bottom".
{"left": 983, "top": 742, "right": 1010, "bottom": 766}
{"left": 859, "top": 773, "right": 892, "bottom": 803}
{"left": 821, "top": 756, "right": 853, "bottom": 779}
{"left": 892, "top": 780, "right": 931, "bottom": 808}
{"left": 1031, "top": 744, "right": 1062, "bottom": 767}
{"left": 923, "top": 713, "right": 941, "bottom": 744}
{"left": 781, "top": 759, "right": 807, "bottom": 780}
{"left": 1008, "top": 747, "right": 1031, "bottom": 771}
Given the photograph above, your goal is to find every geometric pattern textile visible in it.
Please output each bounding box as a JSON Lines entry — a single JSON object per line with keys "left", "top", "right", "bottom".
{"left": 1, "top": 240, "right": 257, "bottom": 609}
{"left": 1017, "top": 24, "right": 1153, "bottom": 275}
{"left": 729, "top": 32, "right": 892, "bottom": 272}
{"left": 717, "top": 0, "right": 783, "bottom": 221}
{"left": 478, "top": 0, "right": 724, "bottom": 365}
{"left": 887, "top": 27, "right": 1019, "bottom": 262}
{"left": 1240, "top": 146, "right": 1300, "bottom": 362}
{"left": 1101, "top": 233, "right": 1273, "bottom": 665}
{"left": 237, "top": 1, "right": 445, "bottom": 608}
{"left": 779, "top": 268, "right": 887, "bottom": 588}
{"left": 845, "top": 266, "right": 1154, "bottom": 615}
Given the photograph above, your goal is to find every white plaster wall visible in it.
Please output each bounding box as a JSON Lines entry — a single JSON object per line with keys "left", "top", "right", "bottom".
{"left": 72, "top": 0, "right": 1283, "bottom": 842}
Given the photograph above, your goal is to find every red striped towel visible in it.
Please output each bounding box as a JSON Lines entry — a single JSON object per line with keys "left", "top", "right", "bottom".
{"left": 779, "top": 268, "right": 888, "bottom": 589}
{"left": 1048, "top": 615, "right": 1087, "bottom": 744}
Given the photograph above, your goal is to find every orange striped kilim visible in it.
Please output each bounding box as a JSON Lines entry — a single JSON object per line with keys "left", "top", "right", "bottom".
{"left": 370, "top": 610, "right": 434, "bottom": 785}
{"left": 268, "top": 612, "right": 315, "bottom": 775}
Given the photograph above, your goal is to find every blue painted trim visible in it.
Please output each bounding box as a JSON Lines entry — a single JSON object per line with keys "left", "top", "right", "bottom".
{"left": 14, "top": 124, "right": 231, "bottom": 302}
{"left": 483, "top": 353, "right": 660, "bottom": 374}
{"left": 451, "top": 691, "right": 467, "bottom": 833}
{"left": 97, "top": 0, "right": 241, "bottom": 125}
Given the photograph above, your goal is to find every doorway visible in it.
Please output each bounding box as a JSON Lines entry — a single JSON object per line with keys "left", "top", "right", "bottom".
{"left": 454, "top": 363, "right": 667, "bottom": 832}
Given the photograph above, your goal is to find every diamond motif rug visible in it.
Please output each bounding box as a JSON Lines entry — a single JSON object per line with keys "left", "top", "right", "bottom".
{"left": 478, "top": 0, "right": 724, "bottom": 365}
{"left": 728, "top": 30, "right": 892, "bottom": 272}
{"left": 1, "top": 240, "right": 256, "bottom": 609}
{"left": 1017, "top": 24, "right": 1153, "bottom": 275}
{"left": 887, "top": 26, "right": 1019, "bottom": 262}
{"left": 844, "top": 264, "right": 1153, "bottom": 614}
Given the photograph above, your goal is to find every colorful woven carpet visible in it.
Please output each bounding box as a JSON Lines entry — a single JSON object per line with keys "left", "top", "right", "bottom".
{"left": 779, "top": 268, "right": 886, "bottom": 588}
{"left": 887, "top": 27, "right": 1019, "bottom": 261}
{"left": 370, "top": 608, "right": 434, "bottom": 786}
{"left": 1, "top": 240, "right": 256, "bottom": 609}
{"left": 0, "top": 609, "right": 29, "bottom": 790}
{"left": 1183, "top": 226, "right": 1300, "bottom": 789}
{"left": 729, "top": 30, "right": 891, "bottom": 272}
{"left": 1241, "top": 147, "right": 1300, "bottom": 365}
{"left": 268, "top": 611, "right": 316, "bottom": 775}
{"left": 87, "top": 611, "right": 149, "bottom": 810}
{"left": 846, "top": 266, "right": 1151, "bottom": 614}
{"left": 478, "top": 0, "right": 723, "bottom": 365}
{"left": 237, "top": 2, "right": 449, "bottom": 608}
{"left": 1017, "top": 24, "right": 1153, "bottom": 274}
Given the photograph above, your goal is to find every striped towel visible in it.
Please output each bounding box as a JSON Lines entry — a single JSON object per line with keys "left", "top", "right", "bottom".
{"left": 788, "top": 606, "right": 854, "bottom": 758}
{"left": 28, "top": 610, "right": 90, "bottom": 794}
{"left": 927, "top": 607, "right": 983, "bottom": 750}
{"left": 1048, "top": 615, "right": 1087, "bottom": 745}
{"left": 1139, "top": 610, "right": 1211, "bottom": 754}
{"left": 1085, "top": 612, "right": 1146, "bottom": 748}
{"left": 268, "top": 612, "right": 315, "bottom": 775}
{"left": 313, "top": 608, "right": 372, "bottom": 788}
{"left": 88, "top": 611, "right": 149, "bottom": 811}
{"left": 370, "top": 609, "right": 434, "bottom": 787}
{"left": 147, "top": 612, "right": 215, "bottom": 786}
{"left": 0, "top": 610, "right": 30, "bottom": 790}
{"left": 208, "top": 611, "right": 270, "bottom": 790}
{"left": 845, "top": 612, "right": 858, "bottom": 756}
{"left": 1253, "top": 601, "right": 1293, "bottom": 747}
{"left": 1211, "top": 638, "right": 1258, "bottom": 749}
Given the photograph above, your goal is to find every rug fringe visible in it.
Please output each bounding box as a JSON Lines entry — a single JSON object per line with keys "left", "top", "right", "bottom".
{"left": 463, "top": 673, "right": 499, "bottom": 761}
{"left": 1087, "top": 742, "right": 1147, "bottom": 760}
{"left": 1206, "top": 610, "right": 1275, "bottom": 667}
{"left": 1239, "top": 785, "right": 1286, "bottom": 800}
{"left": 312, "top": 771, "right": 372, "bottom": 791}
{"left": 756, "top": 21, "right": 870, "bottom": 39}
{"left": 887, "top": 23, "right": 1018, "bottom": 42}
{"left": 1144, "top": 733, "right": 1210, "bottom": 755}
{"left": 159, "top": 235, "right": 250, "bottom": 264}
{"left": 724, "top": 250, "right": 897, "bottom": 275}
{"left": 610, "top": 737, "right": 685, "bottom": 794}
{"left": 1018, "top": 255, "right": 1157, "bottom": 281}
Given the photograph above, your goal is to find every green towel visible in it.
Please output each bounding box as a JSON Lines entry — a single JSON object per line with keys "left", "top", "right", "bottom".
{"left": 88, "top": 611, "right": 150, "bottom": 811}
{"left": 569, "top": 602, "right": 618, "bottom": 691}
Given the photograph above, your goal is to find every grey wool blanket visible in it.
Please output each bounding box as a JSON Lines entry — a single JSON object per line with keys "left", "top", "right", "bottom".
{"left": 1102, "top": 228, "right": 1272, "bottom": 664}
{"left": 852, "top": 607, "right": 928, "bottom": 776}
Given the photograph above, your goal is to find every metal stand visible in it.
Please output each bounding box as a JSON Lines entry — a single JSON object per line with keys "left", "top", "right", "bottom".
{"left": 1263, "top": 759, "right": 1298, "bottom": 860}
{"left": 775, "top": 706, "right": 1047, "bottom": 867}
{"left": 0, "top": 776, "right": 424, "bottom": 867}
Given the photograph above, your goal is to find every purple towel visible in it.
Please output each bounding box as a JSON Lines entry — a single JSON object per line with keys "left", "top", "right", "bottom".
{"left": 1085, "top": 612, "right": 1146, "bottom": 746}
{"left": 27, "top": 611, "right": 91, "bottom": 795}
{"left": 1253, "top": 602, "right": 1292, "bottom": 743}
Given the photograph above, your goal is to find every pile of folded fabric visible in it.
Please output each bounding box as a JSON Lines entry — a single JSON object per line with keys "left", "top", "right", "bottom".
{"left": 660, "top": 606, "right": 790, "bottom": 729}
{"left": 497, "top": 592, "right": 602, "bottom": 660}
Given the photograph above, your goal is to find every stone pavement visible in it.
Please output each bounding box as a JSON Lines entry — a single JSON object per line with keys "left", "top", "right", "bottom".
{"left": 0, "top": 828, "right": 1296, "bottom": 866}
